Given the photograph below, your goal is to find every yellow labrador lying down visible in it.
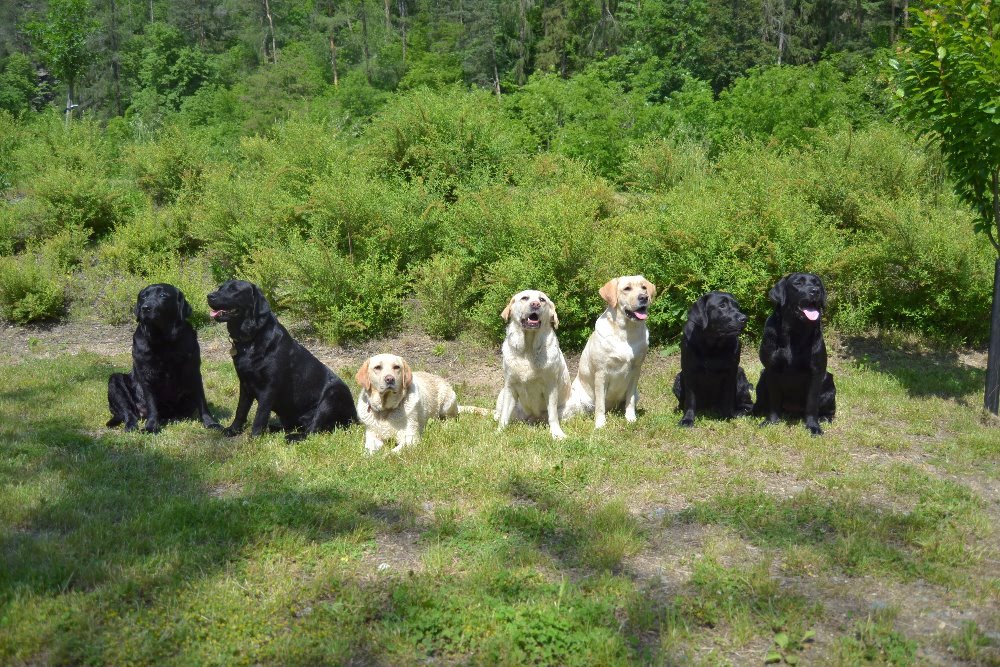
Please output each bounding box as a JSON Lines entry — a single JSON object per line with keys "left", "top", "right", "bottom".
{"left": 495, "top": 289, "right": 572, "bottom": 440}
{"left": 568, "top": 275, "right": 657, "bottom": 428}
{"left": 356, "top": 354, "right": 487, "bottom": 453}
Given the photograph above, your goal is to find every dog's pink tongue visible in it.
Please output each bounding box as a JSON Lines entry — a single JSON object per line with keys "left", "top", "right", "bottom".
{"left": 210, "top": 309, "right": 222, "bottom": 318}
{"left": 802, "top": 308, "right": 820, "bottom": 321}
{"left": 634, "top": 311, "right": 648, "bottom": 320}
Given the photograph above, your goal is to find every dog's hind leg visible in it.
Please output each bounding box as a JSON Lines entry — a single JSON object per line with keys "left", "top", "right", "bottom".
{"left": 107, "top": 373, "right": 142, "bottom": 430}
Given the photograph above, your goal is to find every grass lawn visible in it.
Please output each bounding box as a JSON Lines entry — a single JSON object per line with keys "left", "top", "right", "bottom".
{"left": 1, "top": 323, "right": 998, "bottom": 665}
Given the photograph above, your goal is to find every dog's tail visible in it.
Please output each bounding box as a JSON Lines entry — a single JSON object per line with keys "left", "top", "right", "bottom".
{"left": 458, "top": 405, "right": 492, "bottom": 416}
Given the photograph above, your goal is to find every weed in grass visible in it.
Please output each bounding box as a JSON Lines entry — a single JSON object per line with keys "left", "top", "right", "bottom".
{"left": 947, "top": 620, "right": 999, "bottom": 664}
{"left": 834, "top": 609, "right": 918, "bottom": 666}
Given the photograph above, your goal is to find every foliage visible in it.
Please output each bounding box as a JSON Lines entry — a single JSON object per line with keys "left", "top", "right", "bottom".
{"left": 24, "top": 0, "right": 99, "bottom": 101}
{"left": 892, "top": 0, "right": 1000, "bottom": 246}
{"left": 716, "top": 62, "right": 857, "bottom": 146}
{"left": 364, "top": 85, "right": 535, "bottom": 198}
{"left": 0, "top": 238, "right": 72, "bottom": 323}
{"left": 0, "top": 54, "right": 38, "bottom": 117}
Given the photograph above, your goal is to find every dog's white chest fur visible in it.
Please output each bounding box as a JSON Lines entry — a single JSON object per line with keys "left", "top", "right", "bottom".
{"left": 570, "top": 310, "right": 649, "bottom": 414}
{"left": 501, "top": 327, "right": 570, "bottom": 417}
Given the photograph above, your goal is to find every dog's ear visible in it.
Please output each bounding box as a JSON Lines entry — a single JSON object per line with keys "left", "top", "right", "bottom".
{"left": 134, "top": 288, "right": 145, "bottom": 321}
{"left": 400, "top": 359, "right": 413, "bottom": 391}
{"left": 176, "top": 289, "right": 193, "bottom": 320}
{"left": 355, "top": 359, "right": 372, "bottom": 393}
{"left": 500, "top": 297, "right": 515, "bottom": 322}
{"left": 599, "top": 278, "right": 619, "bottom": 309}
{"left": 768, "top": 275, "right": 789, "bottom": 307}
{"left": 642, "top": 278, "right": 657, "bottom": 302}
{"left": 686, "top": 295, "right": 708, "bottom": 334}
{"left": 550, "top": 301, "right": 560, "bottom": 329}
{"left": 818, "top": 277, "right": 828, "bottom": 309}
{"left": 251, "top": 284, "right": 272, "bottom": 320}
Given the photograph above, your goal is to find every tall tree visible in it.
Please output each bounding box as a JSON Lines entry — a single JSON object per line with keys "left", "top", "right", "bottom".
{"left": 26, "top": 0, "right": 100, "bottom": 123}
{"left": 893, "top": 0, "right": 1000, "bottom": 413}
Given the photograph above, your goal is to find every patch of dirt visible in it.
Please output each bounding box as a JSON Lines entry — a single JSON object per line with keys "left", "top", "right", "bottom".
{"left": 0, "top": 320, "right": 134, "bottom": 360}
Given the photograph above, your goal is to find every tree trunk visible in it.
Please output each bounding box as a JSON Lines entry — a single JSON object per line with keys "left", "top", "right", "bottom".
{"left": 329, "top": 33, "right": 339, "bottom": 86}
{"left": 398, "top": 0, "right": 407, "bottom": 63}
{"left": 987, "top": 170, "right": 1000, "bottom": 415}
{"left": 986, "top": 258, "right": 1000, "bottom": 414}
{"left": 383, "top": 0, "right": 391, "bottom": 35}
{"left": 360, "top": 0, "right": 372, "bottom": 83}
{"left": 109, "top": 0, "right": 123, "bottom": 116}
{"left": 64, "top": 79, "right": 74, "bottom": 127}
{"left": 263, "top": 0, "right": 277, "bottom": 63}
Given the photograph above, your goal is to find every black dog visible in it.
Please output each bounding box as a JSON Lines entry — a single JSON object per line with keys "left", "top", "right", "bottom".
{"left": 672, "top": 291, "right": 754, "bottom": 426}
{"left": 753, "top": 273, "right": 836, "bottom": 435}
{"left": 207, "top": 280, "right": 357, "bottom": 441}
{"left": 107, "top": 284, "right": 220, "bottom": 433}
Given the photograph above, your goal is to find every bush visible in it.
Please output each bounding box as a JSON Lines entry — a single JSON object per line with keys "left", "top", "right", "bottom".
{"left": 647, "top": 143, "right": 846, "bottom": 337}
{"left": 411, "top": 253, "right": 475, "bottom": 340}
{"left": 716, "top": 61, "right": 861, "bottom": 147}
{"left": 279, "top": 237, "right": 408, "bottom": 344}
{"left": 0, "top": 251, "right": 67, "bottom": 323}
{"left": 124, "top": 124, "right": 210, "bottom": 204}
{"left": 364, "top": 85, "right": 535, "bottom": 198}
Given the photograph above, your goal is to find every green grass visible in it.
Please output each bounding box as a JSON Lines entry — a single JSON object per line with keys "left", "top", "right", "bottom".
{"left": 0, "top": 337, "right": 998, "bottom": 665}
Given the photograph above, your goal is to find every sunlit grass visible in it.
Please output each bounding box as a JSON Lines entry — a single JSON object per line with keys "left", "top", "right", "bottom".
{"left": 0, "top": 341, "right": 996, "bottom": 664}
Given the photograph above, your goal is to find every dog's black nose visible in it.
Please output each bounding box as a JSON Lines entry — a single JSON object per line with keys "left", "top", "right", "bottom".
{"left": 738, "top": 313, "right": 747, "bottom": 323}
{"left": 638, "top": 295, "right": 649, "bottom": 304}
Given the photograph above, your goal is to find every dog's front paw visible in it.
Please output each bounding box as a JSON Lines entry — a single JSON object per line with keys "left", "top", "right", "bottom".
{"left": 550, "top": 426, "right": 567, "bottom": 440}
{"left": 806, "top": 423, "right": 824, "bottom": 436}
{"left": 594, "top": 416, "right": 607, "bottom": 429}
{"left": 624, "top": 411, "right": 637, "bottom": 423}
{"left": 143, "top": 420, "right": 161, "bottom": 434}
{"left": 679, "top": 417, "right": 694, "bottom": 427}
{"left": 223, "top": 425, "right": 242, "bottom": 437}
{"left": 759, "top": 417, "right": 781, "bottom": 428}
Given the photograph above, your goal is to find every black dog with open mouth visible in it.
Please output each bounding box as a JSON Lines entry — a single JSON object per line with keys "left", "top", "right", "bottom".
{"left": 107, "top": 283, "right": 220, "bottom": 433}
{"left": 753, "top": 272, "right": 836, "bottom": 435}
{"left": 672, "top": 291, "right": 754, "bottom": 426}
{"left": 207, "top": 280, "right": 357, "bottom": 441}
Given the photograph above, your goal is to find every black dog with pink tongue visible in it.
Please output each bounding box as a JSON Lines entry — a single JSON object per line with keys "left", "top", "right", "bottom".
{"left": 753, "top": 272, "right": 836, "bottom": 435}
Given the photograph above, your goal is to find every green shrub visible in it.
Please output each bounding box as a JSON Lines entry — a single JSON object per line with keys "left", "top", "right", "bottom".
{"left": 0, "top": 253, "right": 66, "bottom": 323}
{"left": 32, "top": 168, "right": 140, "bottom": 238}
{"left": 647, "top": 144, "right": 846, "bottom": 336}
{"left": 716, "top": 61, "right": 860, "bottom": 146}
{"left": 124, "top": 124, "right": 209, "bottom": 204}
{"left": 288, "top": 241, "right": 407, "bottom": 344}
{"left": 411, "top": 253, "right": 475, "bottom": 339}
{"left": 620, "top": 137, "right": 712, "bottom": 192}
{"left": 364, "top": 85, "right": 535, "bottom": 198}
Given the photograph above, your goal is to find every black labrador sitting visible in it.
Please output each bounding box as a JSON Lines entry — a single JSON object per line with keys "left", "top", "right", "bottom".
{"left": 107, "top": 283, "right": 220, "bottom": 433}
{"left": 672, "top": 291, "right": 754, "bottom": 426}
{"left": 207, "top": 280, "right": 357, "bottom": 441}
{"left": 753, "top": 272, "right": 836, "bottom": 435}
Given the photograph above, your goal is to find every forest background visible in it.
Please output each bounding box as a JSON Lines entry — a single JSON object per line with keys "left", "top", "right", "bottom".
{"left": 0, "top": 0, "right": 994, "bottom": 349}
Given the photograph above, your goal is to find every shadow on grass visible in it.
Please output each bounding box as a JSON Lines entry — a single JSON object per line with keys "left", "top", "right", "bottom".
{"left": 680, "top": 487, "right": 978, "bottom": 583}
{"left": 841, "top": 335, "right": 984, "bottom": 402}
{"left": 0, "top": 412, "right": 402, "bottom": 664}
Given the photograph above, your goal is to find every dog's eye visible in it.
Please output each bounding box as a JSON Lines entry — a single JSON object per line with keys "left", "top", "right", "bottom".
{"left": 392, "top": 365, "right": 400, "bottom": 370}
{"left": 520, "top": 295, "right": 529, "bottom": 301}
{"left": 373, "top": 365, "right": 381, "bottom": 371}
{"left": 539, "top": 297, "right": 546, "bottom": 303}
{"left": 623, "top": 286, "right": 632, "bottom": 292}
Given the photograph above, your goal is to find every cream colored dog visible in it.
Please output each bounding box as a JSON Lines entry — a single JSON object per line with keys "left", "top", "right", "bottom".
{"left": 356, "top": 354, "right": 461, "bottom": 453}
{"left": 495, "top": 289, "right": 572, "bottom": 440}
{"left": 569, "top": 275, "right": 657, "bottom": 429}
